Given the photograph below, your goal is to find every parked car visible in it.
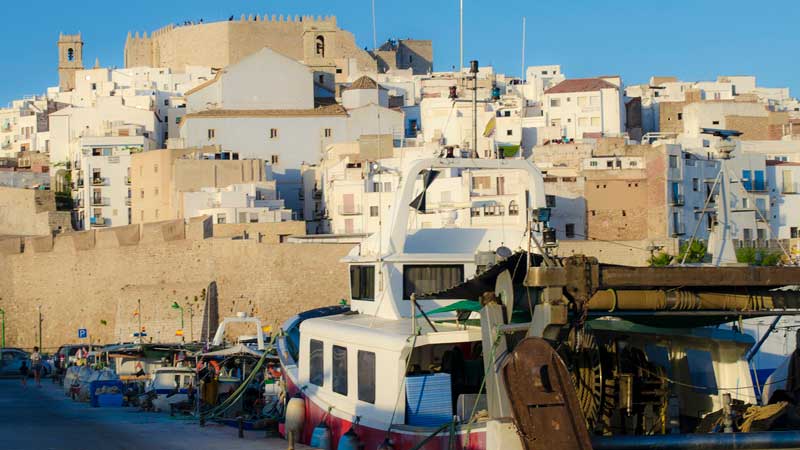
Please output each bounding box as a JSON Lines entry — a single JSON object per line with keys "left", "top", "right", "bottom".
{"left": 0, "top": 349, "right": 30, "bottom": 377}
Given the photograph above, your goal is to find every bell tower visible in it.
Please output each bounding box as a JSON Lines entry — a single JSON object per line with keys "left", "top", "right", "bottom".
{"left": 58, "top": 32, "right": 84, "bottom": 91}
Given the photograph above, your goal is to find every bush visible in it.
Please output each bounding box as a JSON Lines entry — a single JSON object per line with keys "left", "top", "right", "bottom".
{"left": 736, "top": 247, "right": 782, "bottom": 266}
{"left": 648, "top": 252, "right": 673, "bottom": 267}
{"left": 679, "top": 240, "right": 707, "bottom": 263}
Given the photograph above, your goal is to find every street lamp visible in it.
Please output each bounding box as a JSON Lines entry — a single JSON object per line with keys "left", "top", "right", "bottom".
{"left": 171, "top": 301, "right": 185, "bottom": 343}
{"left": 0, "top": 308, "right": 5, "bottom": 349}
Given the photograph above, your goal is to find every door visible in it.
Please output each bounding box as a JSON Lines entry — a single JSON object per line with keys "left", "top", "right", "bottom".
{"left": 342, "top": 194, "right": 355, "bottom": 215}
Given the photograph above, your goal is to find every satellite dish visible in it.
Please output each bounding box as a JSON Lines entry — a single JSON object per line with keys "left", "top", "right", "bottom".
{"left": 496, "top": 246, "right": 513, "bottom": 260}
{"left": 495, "top": 270, "right": 514, "bottom": 323}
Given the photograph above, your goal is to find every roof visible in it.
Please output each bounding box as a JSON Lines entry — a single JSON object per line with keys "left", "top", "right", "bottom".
{"left": 184, "top": 104, "right": 348, "bottom": 119}
{"left": 766, "top": 160, "right": 800, "bottom": 166}
{"left": 544, "top": 78, "right": 618, "bottom": 94}
{"left": 184, "top": 70, "right": 224, "bottom": 96}
{"left": 344, "top": 75, "right": 385, "bottom": 91}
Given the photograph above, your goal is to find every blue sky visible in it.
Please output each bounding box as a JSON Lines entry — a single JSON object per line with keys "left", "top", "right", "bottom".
{"left": 2, "top": 0, "right": 799, "bottom": 105}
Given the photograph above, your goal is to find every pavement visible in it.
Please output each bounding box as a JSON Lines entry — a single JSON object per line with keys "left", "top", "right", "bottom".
{"left": 0, "top": 379, "right": 309, "bottom": 450}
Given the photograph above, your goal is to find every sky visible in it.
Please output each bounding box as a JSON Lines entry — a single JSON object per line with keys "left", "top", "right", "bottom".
{"left": 1, "top": 0, "right": 799, "bottom": 105}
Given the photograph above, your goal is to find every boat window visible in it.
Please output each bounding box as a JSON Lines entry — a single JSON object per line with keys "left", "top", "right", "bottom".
{"left": 686, "top": 349, "right": 718, "bottom": 394}
{"left": 332, "top": 345, "right": 348, "bottom": 396}
{"left": 645, "top": 344, "right": 673, "bottom": 378}
{"left": 358, "top": 350, "right": 376, "bottom": 404}
{"left": 350, "top": 265, "right": 375, "bottom": 301}
{"left": 310, "top": 339, "right": 324, "bottom": 387}
{"left": 402, "top": 264, "right": 464, "bottom": 299}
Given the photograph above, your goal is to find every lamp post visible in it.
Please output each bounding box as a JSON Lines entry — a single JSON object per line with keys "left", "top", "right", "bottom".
{"left": 37, "top": 305, "right": 42, "bottom": 351}
{"left": 0, "top": 308, "right": 5, "bottom": 349}
{"left": 171, "top": 301, "right": 185, "bottom": 343}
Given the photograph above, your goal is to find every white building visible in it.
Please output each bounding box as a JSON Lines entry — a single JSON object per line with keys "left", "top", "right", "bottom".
{"left": 72, "top": 123, "right": 155, "bottom": 229}
{"left": 0, "top": 96, "right": 55, "bottom": 157}
{"left": 183, "top": 182, "right": 292, "bottom": 224}
{"left": 180, "top": 49, "right": 405, "bottom": 213}
{"left": 542, "top": 77, "right": 625, "bottom": 141}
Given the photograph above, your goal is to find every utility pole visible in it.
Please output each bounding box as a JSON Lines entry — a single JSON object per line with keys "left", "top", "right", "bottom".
{"left": 188, "top": 304, "right": 194, "bottom": 343}
{"left": 470, "top": 60, "right": 479, "bottom": 158}
{"left": 459, "top": 0, "right": 463, "bottom": 74}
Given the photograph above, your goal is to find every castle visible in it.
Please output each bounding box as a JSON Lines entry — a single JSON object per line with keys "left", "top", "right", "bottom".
{"left": 123, "top": 14, "right": 433, "bottom": 87}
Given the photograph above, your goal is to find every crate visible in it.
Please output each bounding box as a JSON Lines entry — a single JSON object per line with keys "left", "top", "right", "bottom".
{"left": 90, "top": 380, "right": 125, "bottom": 407}
{"left": 405, "top": 373, "right": 452, "bottom": 427}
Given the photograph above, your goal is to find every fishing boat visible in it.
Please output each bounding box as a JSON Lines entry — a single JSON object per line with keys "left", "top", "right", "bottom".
{"left": 277, "top": 157, "right": 800, "bottom": 450}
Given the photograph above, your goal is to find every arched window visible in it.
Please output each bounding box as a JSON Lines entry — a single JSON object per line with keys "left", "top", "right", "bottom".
{"left": 67, "top": 48, "right": 74, "bottom": 62}
{"left": 315, "top": 36, "right": 325, "bottom": 57}
{"left": 509, "top": 200, "right": 519, "bottom": 216}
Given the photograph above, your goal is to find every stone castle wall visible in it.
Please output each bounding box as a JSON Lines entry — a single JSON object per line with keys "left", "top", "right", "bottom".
{"left": 125, "top": 15, "right": 375, "bottom": 73}
{"left": 0, "top": 217, "right": 351, "bottom": 350}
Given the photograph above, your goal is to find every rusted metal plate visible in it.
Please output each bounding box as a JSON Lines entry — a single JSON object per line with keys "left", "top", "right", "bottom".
{"left": 598, "top": 266, "right": 800, "bottom": 289}
{"left": 502, "top": 337, "right": 593, "bottom": 450}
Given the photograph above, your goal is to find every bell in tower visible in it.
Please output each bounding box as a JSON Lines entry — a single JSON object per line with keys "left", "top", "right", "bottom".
{"left": 58, "top": 32, "right": 84, "bottom": 91}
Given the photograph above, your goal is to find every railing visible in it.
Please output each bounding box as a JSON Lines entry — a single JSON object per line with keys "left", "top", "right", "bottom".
{"left": 669, "top": 194, "right": 685, "bottom": 206}
{"left": 73, "top": 199, "right": 83, "bottom": 209}
{"left": 91, "top": 196, "right": 108, "bottom": 206}
{"left": 338, "top": 205, "right": 362, "bottom": 215}
{"left": 92, "top": 177, "right": 104, "bottom": 186}
{"left": 782, "top": 183, "right": 800, "bottom": 194}
{"left": 90, "top": 217, "right": 108, "bottom": 227}
{"left": 313, "top": 210, "right": 326, "bottom": 219}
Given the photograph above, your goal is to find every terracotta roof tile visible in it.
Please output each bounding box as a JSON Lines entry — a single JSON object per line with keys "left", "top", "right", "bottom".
{"left": 544, "top": 78, "right": 618, "bottom": 95}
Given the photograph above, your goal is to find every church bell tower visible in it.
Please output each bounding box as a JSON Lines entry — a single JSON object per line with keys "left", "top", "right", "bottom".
{"left": 58, "top": 32, "right": 84, "bottom": 91}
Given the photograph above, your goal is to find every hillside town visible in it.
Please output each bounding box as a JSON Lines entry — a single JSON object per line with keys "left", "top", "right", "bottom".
{"left": 2, "top": 9, "right": 800, "bottom": 450}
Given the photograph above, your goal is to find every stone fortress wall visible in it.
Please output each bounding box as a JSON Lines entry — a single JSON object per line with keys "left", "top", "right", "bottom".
{"left": 124, "top": 14, "right": 377, "bottom": 74}
{"left": 0, "top": 217, "right": 352, "bottom": 350}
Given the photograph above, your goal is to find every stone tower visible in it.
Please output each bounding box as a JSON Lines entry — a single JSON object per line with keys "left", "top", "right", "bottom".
{"left": 58, "top": 32, "right": 84, "bottom": 91}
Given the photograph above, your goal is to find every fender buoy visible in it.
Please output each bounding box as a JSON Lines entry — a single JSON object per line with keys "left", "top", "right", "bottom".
{"left": 209, "top": 360, "right": 221, "bottom": 375}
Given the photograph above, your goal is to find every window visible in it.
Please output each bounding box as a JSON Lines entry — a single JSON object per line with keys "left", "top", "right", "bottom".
{"left": 319, "top": 74, "right": 325, "bottom": 84}
{"left": 566, "top": 223, "right": 575, "bottom": 238}
{"left": 589, "top": 161, "right": 598, "bottom": 167}
{"left": 712, "top": 120, "right": 720, "bottom": 125}
{"left": 315, "top": 35, "right": 325, "bottom": 57}
{"left": 207, "top": 129, "right": 215, "bottom": 139}
{"left": 503, "top": 111, "right": 511, "bottom": 117}
{"left": 357, "top": 351, "right": 376, "bottom": 404}
{"left": 606, "top": 160, "right": 613, "bottom": 168}
{"left": 176, "top": 117, "right": 181, "bottom": 125}
{"left": 324, "top": 128, "right": 333, "bottom": 138}
{"left": 383, "top": 182, "right": 391, "bottom": 192}
{"left": 757, "top": 228, "right": 766, "bottom": 240}
{"left": 508, "top": 200, "right": 519, "bottom": 216}
{"left": 164, "top": 99, "right": 169, "bottom": 106}
{"left": 692, "top": 178, "right": 699, "bottom": 191}
{"left": 91, "top": 83, "right": 97, "bottom": 90}
{"left": 546, "top": 195, "right": 556, "bottom": 207}
{"left": 741, "top": 170, "right": 752, "bottom": 191}
{"left": 743, "top": 228, "right": 753, "bottom": 241}
{"left": 549, "top": 98, "right": 561, "bottom": 107}
{"left": 140, "top": 189, "right": 144, "bottom": 199}
{"left": 332, "top": 345, "right": 348, "bottom": 396}
{"left": 154, "top": 187, "right": 159, "bottom": 196}
{"left": 669, "top": 155, "right": 678, "bottom": 169}
{"left": 67, "top": 48, "right": 74, "bottom": 61}
{"left": 270, "top": 128, "right": 278, "bottom": 139}
{"left": 217, "top": 213, "right": 226, "bottom": 224}
{"left": 754, "top": 170, "right": 765, "bottom": 191}
{"left": 791, "top": 227, "right": 798, "bottom": 239}
{"left": 677, "top": 113, "right": 683, "bottom": 120}
{"left": 154, "top": 164, "right": 158, "bottom": 173}
{"left": 370, "top": 205, "right": 379, "bottom": 217}
{"left": 402, "top": 265, "right": 464, "bottom": 299}
{"left": 470, "top": 207, "right": 481, "bottom": 217}
{"left": 271, "top": 155, "right": 279, "bottom": 165}
{"left": 350, "top": 265, "right": 375, "bottom": 301}
{"left": 336, "top": 68, "right": 343, "bottom": 74}
{"left": 578, "top": 117, "right": 589, "bottom": 127}
{"left": 309, "top": 339, "right": 324, "bottom": 387}
{"left": 629, "top": 160, "right": 638, "bottom": 167}
{"left": 471, "top": 176, "right": 491, "bottom": 190}
{"left": 577, "top": 96, "right": 587, "bottom": 107}
{"left": 506, "top": 129, "right": 513, "bottom": 136}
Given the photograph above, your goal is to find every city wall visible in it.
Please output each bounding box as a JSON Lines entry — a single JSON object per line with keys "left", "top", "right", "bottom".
{"left": 0, "top": 217, "right": 351, "bottom": 350}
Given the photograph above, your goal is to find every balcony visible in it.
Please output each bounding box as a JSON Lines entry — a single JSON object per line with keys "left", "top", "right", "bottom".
{"left": 91, "top": 196, "right": 109, "bottom": 206}
{"left": 671, "top": 223, "right": 686, "bottom": 237}
{"left": 91, "top": 177, "right": 105, "bottom": 186}
{"left": 90, "top": 216, "right": 108, "bottom": 227}
{"left": 312, "top": 189, "right": 323, "bottom": 199}
{"left": 669, "top": 194, "right": 684, "bottom": 206}
{"left": 782, "top": 183, "right": 800, "bottom": 194}
{"left": 338, "top": 205, "right": 362, "bottom": 216}
{"left": 73, "top": 199, "right": 83, "bottom": 210}
{"left": 77, "top": 179, "right": 84, "bottom": 188}
{"left": 313, "top": 210, "right": 326, "bottom": 220}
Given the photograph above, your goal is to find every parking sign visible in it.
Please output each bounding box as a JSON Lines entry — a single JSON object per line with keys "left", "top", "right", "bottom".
{"left": 78, "top": 328, "right": 87, "bottom": 339}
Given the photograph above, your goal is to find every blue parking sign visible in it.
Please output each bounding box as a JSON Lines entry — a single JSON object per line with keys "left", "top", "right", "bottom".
{"left": 78, "top": 328, "right": 87, "bottom": 339}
